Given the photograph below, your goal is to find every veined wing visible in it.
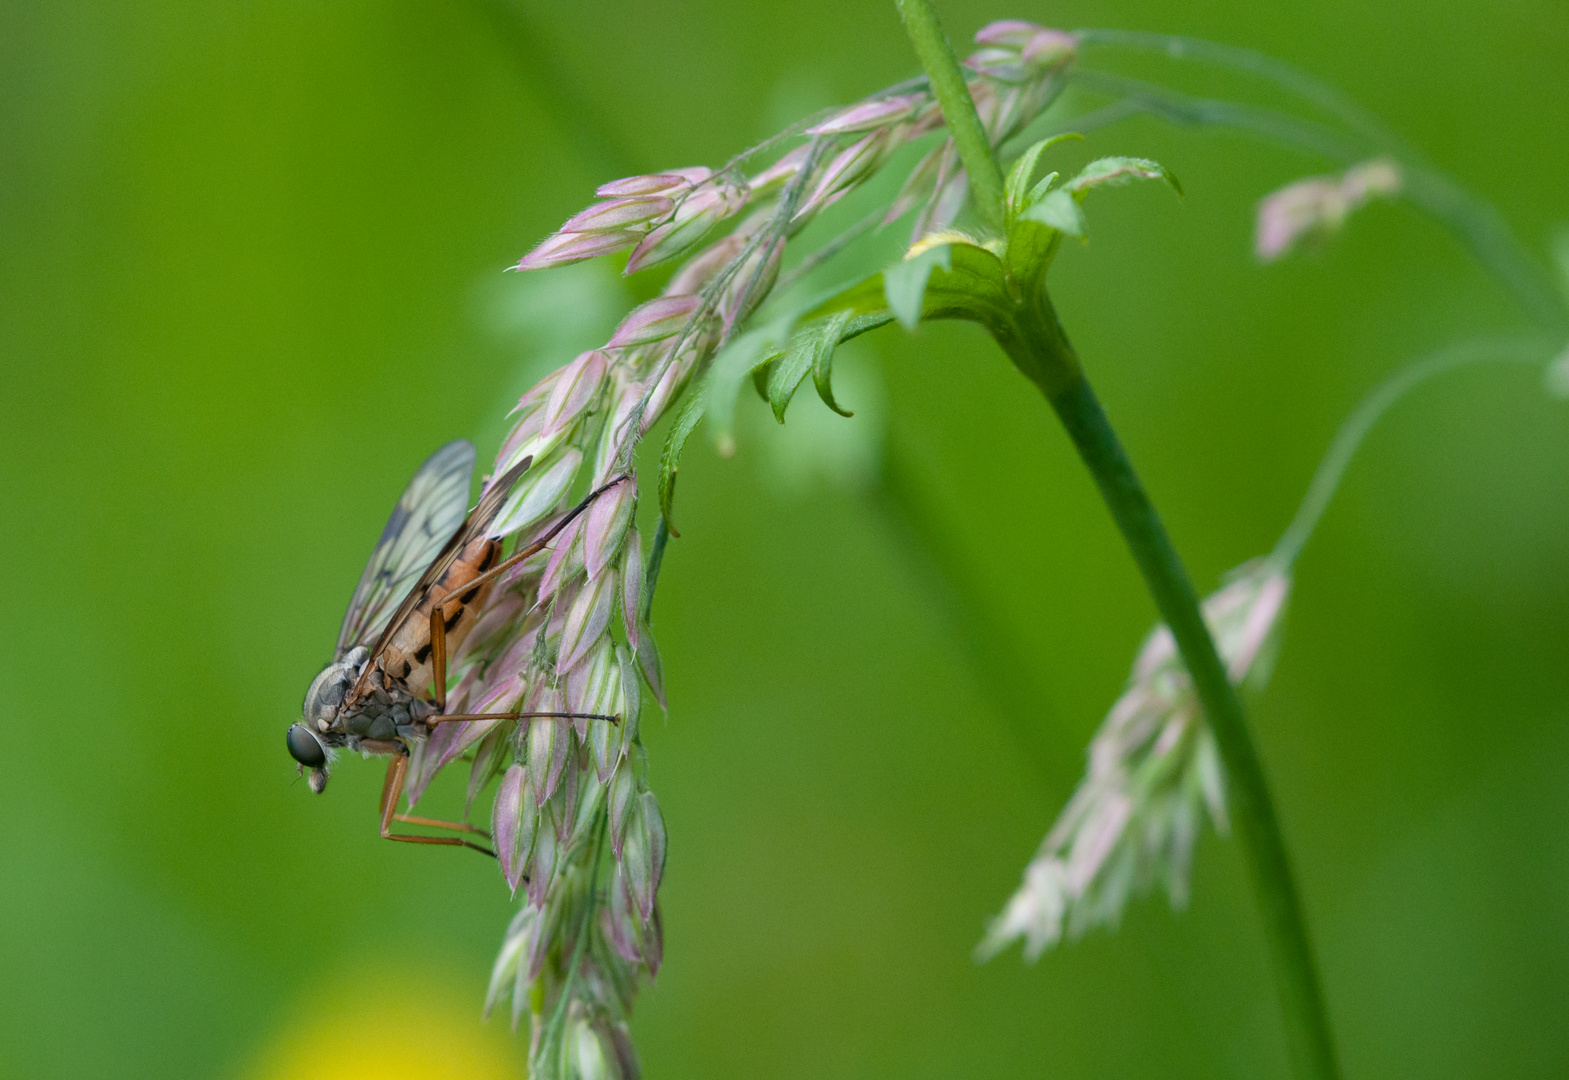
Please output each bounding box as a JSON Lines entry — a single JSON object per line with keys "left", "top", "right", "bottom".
{"left": 335, "top": 441, "right": 476, "bottom": 658}
{"left": 355, "top": 453, "right": 535, "bottom": 675}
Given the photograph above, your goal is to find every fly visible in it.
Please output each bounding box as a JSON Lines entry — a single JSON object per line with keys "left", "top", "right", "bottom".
{"left": 286, "top": 440, "right": 623, "bottom": 855}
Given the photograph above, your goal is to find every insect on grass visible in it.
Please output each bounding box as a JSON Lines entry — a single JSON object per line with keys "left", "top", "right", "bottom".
{"left": 286, "top": 441, "right": 625, "bottom": 855}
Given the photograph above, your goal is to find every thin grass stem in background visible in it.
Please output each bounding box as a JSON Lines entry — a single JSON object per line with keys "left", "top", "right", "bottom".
{"left": 1271, "top": 337, "right": 1551, "bottom": 570}
{"left": 1074, "top": 29, "right": 1569, "bottom": 334}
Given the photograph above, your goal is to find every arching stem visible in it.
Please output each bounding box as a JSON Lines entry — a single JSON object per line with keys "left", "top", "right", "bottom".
{"left": 1271, "top": 338, "right": 1547, "bottom": 570}
{"left": 900, "top": 4, "right": 1341, "bottom": 1078}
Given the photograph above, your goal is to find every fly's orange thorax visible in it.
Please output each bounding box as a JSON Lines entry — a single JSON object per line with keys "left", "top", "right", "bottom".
{"left": 378, "top": 535, "right": 502, "bottom": 698}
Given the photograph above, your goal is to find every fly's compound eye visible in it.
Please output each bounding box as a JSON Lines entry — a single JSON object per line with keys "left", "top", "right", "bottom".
{"left": 286, "top": 723, "right": 327, "bottom": 769}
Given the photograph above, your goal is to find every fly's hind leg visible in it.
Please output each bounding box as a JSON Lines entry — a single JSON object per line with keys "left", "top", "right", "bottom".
{"left": 378, "top": 753, "right": 494, "bottom": 857}
{"left": 427, "top": 589, "right": 463, "bottom": 711}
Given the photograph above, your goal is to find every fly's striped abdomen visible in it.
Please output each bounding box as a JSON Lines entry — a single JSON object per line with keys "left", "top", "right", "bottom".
{"left": 378, "top": 534, "right": 501, "bottom": 698}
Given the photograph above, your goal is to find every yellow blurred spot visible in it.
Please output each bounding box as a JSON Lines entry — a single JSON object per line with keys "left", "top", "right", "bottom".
{"left": 240, "top": 960, "right": 522, "bottom": 1080}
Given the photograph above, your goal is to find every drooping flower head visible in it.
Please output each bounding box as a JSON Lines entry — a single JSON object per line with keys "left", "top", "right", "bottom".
{"left": 978, "top": 561, "right": 1290, "bottom": 961}
{"left": 1255, "top": 158, "right": 1402, "bottom": 262}
{"left": 410, "top": 21, "right": 1086, "bottom": 1078}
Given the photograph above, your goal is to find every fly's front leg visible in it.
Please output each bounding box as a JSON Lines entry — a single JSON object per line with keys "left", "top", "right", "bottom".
{"left": 393, "top": 812, "right": 489, "bottom": 837}
{"left": 378, "top": 753, "right": 494, "bottom": 857}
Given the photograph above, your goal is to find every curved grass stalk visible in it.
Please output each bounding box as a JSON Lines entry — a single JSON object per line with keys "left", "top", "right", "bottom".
{"left": 1270, "top": 336, "right": 1550, "bottom": 570}
{"left": 1070, "top": 31, "right": 1569, "bottom": 334}
{"left": 1066, "top": 69, "right": 1364, "bottom": 162}
{"left": 899, "top": 4, "right": 1340, "bottom": 1078}
{"left": 1075, "top": 28, "right": 1412, "bottom": 152}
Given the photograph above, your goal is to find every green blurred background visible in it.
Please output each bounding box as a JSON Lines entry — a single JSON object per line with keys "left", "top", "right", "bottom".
{"left": 4, "top": 1, "right": 1568, "bottom": 1077}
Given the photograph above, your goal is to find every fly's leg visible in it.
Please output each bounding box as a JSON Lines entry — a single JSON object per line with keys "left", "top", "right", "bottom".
{"left": 432, "top": 475, "right": 631, "bottom": 610}
{"left": 420, "top": 476, "right": 631, "bottom": 712}
{"left": 378, "top": 753, "right": 495, "bottom": 857}
{"left": 392, "top": 813, "right": 490, "bottom": 837}
{"left": 428, "top": 596, "right": 452, "bottom": 711}
{"left": 428, "top": 710, "right": 620, "bottom": 725}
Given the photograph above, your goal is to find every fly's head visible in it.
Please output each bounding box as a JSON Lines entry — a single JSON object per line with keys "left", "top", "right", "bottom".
{"left": 288, "top": 646, "right": 370, "bottom": 793}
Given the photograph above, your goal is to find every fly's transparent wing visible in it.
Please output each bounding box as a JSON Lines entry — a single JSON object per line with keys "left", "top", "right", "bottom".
{"left": 335, "top": 441, "right": 475, "bottom": 657}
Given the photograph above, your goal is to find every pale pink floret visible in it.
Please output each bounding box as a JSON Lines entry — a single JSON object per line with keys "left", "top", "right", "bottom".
{"left": 624, "top": 180, "right": 747, "bottom": 273}
{"left": 972, "top": 19, "right": 1047, "bottom": 48}
{"left": 1255, "top": 178, "right": 1344, "bottom": 261}
{"left": 558, "top": 195, "right": 674, "bottom": 234}
{"left": 540, "top": 349, "right": 609, "bottom": 438}
{"left": 514, "top": 229, "right": 637, "bottom": 271}
{"left": 806, "top": 94, "right": 921, "bottom": 136}
{"left": 606, "top": 294, "right": 704, "bottom": 349}
{"left": 1020, "top": 28, "right": 1079, "bottom": 65}
{"left": 620, "top": 529, "right": 644, "bottom": 650}
{"left": 1255, "top": 157, "right": 1402, "bottom": 262}
{"left": 583, "top": 477, "right": 636, "bottom": 581}
{"left": 557, "top": 570, "right": 616, "bottom": 674}
{"left": 968, "top": 21, "right": 1077, "bottom": 81}
{"left": 494, "top": 765, "right": 526, "bottom": 891}
{"left": 595, "top": 171, "right": 703, "bottom": 198}
{"left": 796, "top": 129, "right": 895, "bottom": 220}
{"left": 747, "top": 145, "right": 812, "bottom": 198}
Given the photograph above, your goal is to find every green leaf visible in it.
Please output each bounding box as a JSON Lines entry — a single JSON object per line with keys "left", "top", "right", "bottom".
{"left": 767, "top": 310, "right": 855, "bottom": 423}
{"left": 1551, "top": 227, "right": 1569, "bottom": 304}
{"left": 802, "top": 272, "right": 891, "bottom": 321}
{"left": 1004, "top": 132, "right": 1082, "bottom": 222}
{"left": 751, "top": 362, "right": 772, "bottom": 403}
{"left": 702, "top": 321, "right": 789, "bottom": 454}
{"left": 883, "top": 245, "right": 951, "bottom": 330}
{"left": 839, "top": 311, "right": 897, "bottom": 341}
{"left": 657, "top": 391, "right": 705, "bottom": 528}
{"left": 1023, "top": 188, "right": 1085, "bottom": 236}
{"left": 812, "top": 320, "right": 855, "bottom": 417}
{"left": 1027, "top": 170, "right": 1059, "bottom": 207}
{"left": 1004, "top": 218, "right": 1062, "bottom": 297}
{"left": 1068, "top": 156, "right": 1183, "bottom": 199}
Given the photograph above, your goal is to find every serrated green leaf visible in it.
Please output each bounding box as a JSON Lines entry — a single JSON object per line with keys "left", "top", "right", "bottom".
{"left": 657, "top": 391, "right": 705, "bottom": 528}
{"left": 1004, "top": 132, "right": 1083, "bottom": 223}
{"left": 1023, "top": 188, "right": 1086, "bottom": 236}
{"left": 812, "top": 311, "right": 858, "bottom": 417}
{"left": 702, "top": 321, "right": 789, "bottom": 454}
{"left": 768, "top": 310, "right": 854, "bottom": 423}
{"left": 1027, "top": 170, "right": 1059, "bottom": 206}
{"left": 840, "top": 311, "right": 897, "bottom": 340}
{"left": 883, "top": 245, "right": 951, "bottom": 330}
{"left": 1068, "top": 156, "right": 1184, "bottom": 199}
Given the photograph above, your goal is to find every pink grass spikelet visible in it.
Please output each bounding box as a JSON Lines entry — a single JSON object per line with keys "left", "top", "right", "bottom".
{"left": 515, "top": 229, "right": 639, "bottom": 271}
{"left": 495, "top": 764, "right": 527, "bottom": 892}
{"left": 807, "top": 94, "right": 922, "bottom": 135}
{"left": 978, "top": 562, "right": 1290, "bottom": 961}
{"left": 1255, "top": 157, "right": 1402, "bottom": 261}
{"left": 596, "top": 169, "right": 710, "bottom": 198}
{"left": 558, "top": 195, "right": 675, "bottom": 235}
{"left": 606, "top": 294, "right": 704, "bottom": 348}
